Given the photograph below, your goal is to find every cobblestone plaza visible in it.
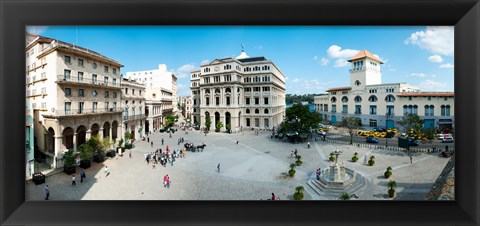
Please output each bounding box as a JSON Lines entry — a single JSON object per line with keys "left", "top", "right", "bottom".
{"left": 26, "top": 122, "right": 450, "bottom": 201}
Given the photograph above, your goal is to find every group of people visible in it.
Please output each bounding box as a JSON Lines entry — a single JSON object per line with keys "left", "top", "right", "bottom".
{"left": 145, "top": 147, "right": 186, "bottom": 168}
{"left": 70, "top": 170, "right": 87, "bottom": 186}
{"left": 163, "top": 174, "right": 171, "bottom": 188}
{"left": 290, "top": 149, "right": 299, "bottom": 158}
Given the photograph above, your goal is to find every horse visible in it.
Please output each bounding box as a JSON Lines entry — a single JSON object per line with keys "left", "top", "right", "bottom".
{"left": 196, "top": 144, "right": 206, "bottom": 151}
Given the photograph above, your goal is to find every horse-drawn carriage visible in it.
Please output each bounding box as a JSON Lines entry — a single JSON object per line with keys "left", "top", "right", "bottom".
{"left": 184, "top": 143, "right": 206, "bottom": 152}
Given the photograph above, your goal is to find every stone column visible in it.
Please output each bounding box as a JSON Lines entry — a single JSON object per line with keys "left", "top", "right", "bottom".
{"left": 109, "top": 127, "right": 113, "bottom": 143}
{"left": 54, "top": 135, "right": 63, "bottom": 169}
{"left": 73, "top": 133, "right": 77, "bottom": 153}
{"left": 86, "top": 129, "right": 92, "bottom": 140}
{"left": 99, "top": 128, "right": 104, "bottom": 140}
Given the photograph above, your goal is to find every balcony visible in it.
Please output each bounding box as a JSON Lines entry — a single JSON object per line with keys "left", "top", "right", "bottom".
{"left": 43, "top": 108, "right": 122, "bottom": 117}
{"left": 341, "top": 111, "right": 348, "bottom": 114}
{"left": 56, "top": 75, "right": 120, "bottom": 89}
{"left": 123, "top": 114, "right": 147, "bottom": 121}
{"left": 355, "top": 111, "right": 362, "bottom": 115}
{"left": 386, "top": 113, "right": 395, "bottom": 118}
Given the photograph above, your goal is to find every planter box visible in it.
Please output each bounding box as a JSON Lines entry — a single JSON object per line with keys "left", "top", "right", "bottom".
{"left": 32, "top": 172, "right": 45, "bottom": 185}
{"left": 93, "top": 154, "right": 104, "bottom": 163}
{"left": 63, "top": 165, "right": 76, "bottom": 175}
{"left": 79, "top": 160, "right": 91, "bottom": 169}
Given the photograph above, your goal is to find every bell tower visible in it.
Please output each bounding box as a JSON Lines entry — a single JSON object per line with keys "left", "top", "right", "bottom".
{"left": 348, "top": 50, "right": 383, "bottom": 91}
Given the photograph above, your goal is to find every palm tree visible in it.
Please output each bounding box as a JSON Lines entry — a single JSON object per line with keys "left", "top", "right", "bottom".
{"left": 294, "top": 186, "right": 305, "bottom": 200}
{"left": 340, "top": 192, "right": 351, "bottom": 200}
{"left": 295, "top": 155, "right": 303, "bottom": 166}
{"left": 387, "top": 180, "right": 397, "bottom": 198}
{"left": 289, "top": 163, "right": 296, "bottom": 176}
{"left": 295, "top": 186, "right": 304, "bottom": 194}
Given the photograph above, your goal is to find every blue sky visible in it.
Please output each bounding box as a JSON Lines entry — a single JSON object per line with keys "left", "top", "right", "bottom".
{"left": 27, "top": 26, "right": 454, "bottom": 96}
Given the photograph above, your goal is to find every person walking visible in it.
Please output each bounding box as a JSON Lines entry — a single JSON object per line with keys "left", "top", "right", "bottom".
{"left": 71, "top": 175, "right": 76, "bottom": 186}
{"left": 80, "top": 171, "right": 86, "bottom": 183}
{"left": 410, "top": 155, "right": 413, "bottom": 164}
{"left": 151, "top": 141, "right": 153, "bottom": 147}
{"left": 271, "top": 193, "right": 275, "bottom": 200}
{"left": 161, "top": 137, "right": 164, "bottom": 145}
{"left": 104, "top": 166, "right": 110, "bottom": 177}
{"left": 307, "top": 142, "right": 310, "bottom": 149}
{"left": 432, "top": 145, "right": 436, "bottom": 152}
{"left": 236, "top": 140, "right": 239, "bottom": 144}
{"left": 44, "top": 185, "right": 49, "bottom": 200}
{"left": 217, "top": 163, "right": 221, "bottom": 173}
{"left": 129, "top": 150, "right": 132, "bottom": 158}
{"left": 147, "top": 137, "right": 150, "bottom": 143}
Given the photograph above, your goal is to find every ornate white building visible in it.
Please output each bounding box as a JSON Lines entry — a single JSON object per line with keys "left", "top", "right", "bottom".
{"left": 26, "top": 34, "right": 123, "bottom": 168}
{"left": 190, "top": 48, "right": 286, "bottom": 131}
{"left": 314, "top": 50, "right": 454, "bottom": 131}
{"left": 121, "top": 78, "right": 146, "bottom": 140}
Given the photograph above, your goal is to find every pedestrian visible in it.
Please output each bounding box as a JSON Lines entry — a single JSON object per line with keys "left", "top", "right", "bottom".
{"left": 271, "top": 193, "right": 275, "bottom": 200}
{"left": 80, "top": 171, "right": 86, "bottom": 183}
{"left": 104, "top": 166, "right": 109, "bottom": 177}
{"left": 410, "top": 155, "right": 413, "bottom": 164}
{"left": 147, "top": 137, "right": 150, "bottom": 143}
{"left": 236, "top": 140, "right": 239, "bottom": 144}
{"left": 151, "top": 141, "right": 153, "bottom": 147}
{"left": 71, "top": 175, "right": 76, "bottom": 186}
{"left": 129, "top": 150, "right": 132, "bottom": 158}
{"left": 445, "top": 145, "right": 449, "bottom": 152}
{"left": 169, "top": 132, "right": 172, "bottom": 138}
{"left": 307, "top": 142, "right": 310, "bottom": 148}
{"left": 294, "top": 149, "right": 298, "bottom": 157}
{"left": 217, "top": 163, "right": 221, "bottom": 173}
{"left": 161, "top": 137, "right": 164, "bottom": 145}
{"left": 432, "top": 145, "right": 436, "bottom": 152}
{"left": 316, "top": 169, "right": 320, "bottom": 180}
{"left": 44, "top": 185, "right": 49, "bottom": 200}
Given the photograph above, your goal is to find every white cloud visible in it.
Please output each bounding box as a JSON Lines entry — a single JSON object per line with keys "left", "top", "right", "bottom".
{"left": 26, "top": 26, "right": 49, "bottom": 35}
{"left": 327, "top": 45, "right": 359, "bottom": 59}
{"left": 174, "top": 64, "right": 196, "bottom": 79}
{"left": 313, "top": 56, "right": 318, "bottom": 60}
{"left": 431, "top": 74, "right": 437, "bottom": 78}
{"left": 201, "top": 59, "right": 210, "bottom": 65}
{"left": 254, "top": 45, "right": 264, "bottom": 50}
{"left": 334, "top": 59, "right": 349, "bottom": 68}
{"left": 428, "top": 55, "right": 443, "bottom": 63}
{"left": 418, "top": 80, "right": 448, "bottom": 91}
{"left": 320, "top": 58, "right": 329, "bottom": 66}
{"left": 407, "top": 73, "right": 426, "bottom": 78}
{"left": 404, "top": 26, "right": 454, "bottom": 56}
{"left": 292, "top": 78, "right": 300, "bottom": 83}
{"left": 439, "top": 63, "right": 454, "bottom": 69}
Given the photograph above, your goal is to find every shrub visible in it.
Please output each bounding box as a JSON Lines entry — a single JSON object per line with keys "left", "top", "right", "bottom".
{"left": 294, "top": 186, "right": 305, "bottom": 200}
{"left": 384, "top": 170, "right": 392, "bottom": 178}
{"left": 368, "top": 155, "right": 375, "bottom": 166}
{"left": 351, "top": 156, "right": 359, "bottom": 162}
{"left": 340, "top": 193, "right": 351, "bottom": 200}
{"left": 288, "top": 163, "right": 296, "bottom": 176}
{"left": 63, "top": 150, "right": 77, "bottom": 168}
{"left": 295, "top": 155, "right": 303, "bottom": 166}
{"left": 329, "top": 154, "right": 336, "bottom": 162}
{"left": 387, "top": 180, "right": 397, "bottom": 198}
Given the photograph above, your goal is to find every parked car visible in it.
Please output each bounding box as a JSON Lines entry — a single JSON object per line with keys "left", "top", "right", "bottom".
{"left": 408, "top": 139, "right": 419, "bottom": 146}
{"left": 366, "top": 136, "right": 379, "bottom": 143}
{"left": 442, "top": 137, "right": 454, "bottom": 143}
{"left": 437, "top": 134, "right": 445, "bottom": 140}
{"left": 317, "top": 130, "right": 326, "bottom": 136}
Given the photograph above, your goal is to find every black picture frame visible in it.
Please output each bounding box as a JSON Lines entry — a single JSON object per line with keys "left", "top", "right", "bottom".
{"left": 1, "top": 0, "right": 479, "bottom": 225}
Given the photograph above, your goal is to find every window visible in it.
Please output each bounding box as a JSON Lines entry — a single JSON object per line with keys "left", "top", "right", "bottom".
{"left": 204, "top": 68, "right": 210, "bottom": 73}
{"left": 441, "top": 105, "right": 451, "bottom": 116}
{"left": 41, "top": 72, "right": 47, "bottom": 80}
{"left": 77, "top": 72, "right": 83, "bottom": 82}
{"left": 385, "top": 95, "right": 395, "bottom": 102}
{"left": 113, "top": 68, "right": 117, "bottom": 74}
{"left": 113, "top": 102, "right": 117, "bottom": 110}
{"left": 216, "top": 97, "right": 220, "bottom": 105}
{"left": 225, "top": 88, "right": 231, "bottom": 93}
{"left": 253, "top": 87, "right": 260, "bottom": 92}
{"left": 246, "top": 98, "right": 250, "bottom": 105}
{"left": 355, "top": 105, "right": 361, "bottom": 114}
{"left": 65, "top": 102, "right": 71, "bottom": 114}
{"left": 105, "top": 102, "right": 109, "bottom": 110}
{"left": 64, "top": 55, "right": 71, "bottom": 63}
{"left": 113, "top": 92, "right": 117, "bottom": 98}
{"left": 78, "top": 59, "right": 84, "bottom": 66}
{"left": 78, "top": 102, "right": 84, "bottom": 113}
{"left": 342, "top": 105, "right": 348, "bottom": 113}
{"left": 324, "top": 105, "right": 328, "bottom": 112}
{"left": 226, "top": 97, "right": 230, "bottom": 105}
{"left": 132, "top": 89, "right": 135, "bottom": 95}
{"left": 104, "top": 91, "right": 109, "bottom": 98}
{"left": 341, "top": 96, "right": 348, "bottom": 103}
{"left": 92, "top": 74, "right": 97, "bottom": 83}
{"left": 368, "top": 95, "right": 378, "bottom": 102}
{"left": 65, "top": 88, "right": 72, "bottom": 96}
{"left": 104, "top": 77, "right": 109, "bottom": 85}
{"left": 41, "top": 102, "right": 46, "bottom": 109}
{"left": 330, "top": 97, "right": 337, "bottom": 103}
{"left": 215, "top": 88, "right": 220, "bottom": 94}
{"left": 139, "top": 90, "right": 142, "bottom": 96}
{"left": 104, "top": 66, "right": 109, "bottom": 73}
{"left": 255, "top": 118, "right": 260, "bottom": 127}
{"left": 246, "top": 118, "right": 251, "bottom": 126}
{"left": 369, "top": 119, "right": 377, "bottom": 127}
{"left": 264, "top": 98, "right": 269, "bottom": 105}
{"left": 354, "top": 80, "right": 361, "bottom": 86}
{"left": 369, "top": 105, "right": 377, "bottom": 115}
{"left": 93, "top": 102, "right": 98, "bottom": 112}
{"left": 204, "top": 77, "right": 210, "bottom": 83}
{"left": 369, "top": 89, "right": 377, "bottom": 94}
{"left": 262, "top": 87, "right": 270, "bottom": 92}
{"left": 64, "top": 69, "right": 71, "bottom": 80}
{"left": 255, "top": 109, "right": 259, "bottom": 114}
{"left": 264, "top": 109, "right": 269, "bottom": 114}
{"left": 206, "top": 97, "right": 210, "bottom": 106}
{"left": 264, "top": 118, "right": 269, "bottom": 128}
{"left": 354, "top": 96, "right": 362, "bottom": 103}
{"left": 409, "top": 97, "right": 412, "bottom": 101}
{"left": 255, "top": 98, "right": 259, "bottom": 105}
{"left": 78, "top": 89, "right": 84, "bottom": 97}
{"left": 246, "top": 109, "right": 250, "bottom": 114}
{"left": 386, "top": 105, "right": 394, "bottom": 115}
{"left": 125, "top": 88, "right": 128, "bottom": 94}
{"left": 245, "top": 87, "right": 251, "bottom": 92}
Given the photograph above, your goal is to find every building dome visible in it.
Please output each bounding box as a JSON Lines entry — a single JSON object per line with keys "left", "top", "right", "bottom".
{"left": 236, "top": 44, "right": 249, "bottom": 59}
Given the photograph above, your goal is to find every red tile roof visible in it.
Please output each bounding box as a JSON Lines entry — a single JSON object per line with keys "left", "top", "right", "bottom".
{"left": 348, "top": 50, "right": 383, "bottom": 63}
{"left": 326, "top": 87, "right": 351, "bottom": 92}
{"left": 396, "top": 92, "right": 454, "bottom": 97}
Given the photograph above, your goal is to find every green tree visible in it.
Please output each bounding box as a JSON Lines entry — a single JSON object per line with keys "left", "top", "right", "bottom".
{"left": 215, "top": 120, "right": 223, "bottom": 132}
{"left": 226, "top": 123, "right": 231, "bottom": 133}
{"left": 339, "top": 116, "right": 361, "bottom": 145}
{"left": 78, "top": 143, "right": 94, "bottom": 160}
{"left": 164, "top": 114, "right": 176, "bottom": 127}
{"left": 340, "top": 193, "right": 351, "bottom": 200}
{"left": 293, "top": 186, "right": 305, "bottom": 200}
{"left": 205, "top": 116, "right": 212, "bottom": 131}
{"left": 279, "top": 103, "right": 322, "bottom": 134}
{"left": 98, "top": 136, "right": 114, "bottom": 156}
{"left": 124, "top": 131, "right": 133, "bottom": 142}
{"left": 398, "top": 113, "right": 423, "bottom": 132}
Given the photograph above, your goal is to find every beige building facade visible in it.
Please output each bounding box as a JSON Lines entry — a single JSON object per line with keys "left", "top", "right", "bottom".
{"left": 26, "top": 34, "right": 123, "bottom": 168}
{"left": 190, "top": 49, "right": 286, "bottom": 132}
{"left": 314, "top": 50, "right": 454, "bottom": 131}
{"left": 121, "top": 78, "right": 146, "bottom": 140}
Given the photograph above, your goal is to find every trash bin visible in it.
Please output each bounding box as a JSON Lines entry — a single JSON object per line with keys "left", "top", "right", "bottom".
{"left": 32, "top": 172, "right": 45, "bottom": 185}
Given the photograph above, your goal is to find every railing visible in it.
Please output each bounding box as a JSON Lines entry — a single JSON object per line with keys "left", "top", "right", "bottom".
{"left": 45, "top": 108, "right": 122, "bottom": 116}
{"left": 355, "top": 111, "right": 362, "bottom": 115}
{"left": 123, "top": 114, "right": 146, "bottom": 121}
{"left": 386, "top": 113, "right": 395, "bottom": 118}
{"left": 39, "top": 41, "right": 121, "bottom": 65}
{"left": 56, "top": 75, "right": 120, "bottom": 88}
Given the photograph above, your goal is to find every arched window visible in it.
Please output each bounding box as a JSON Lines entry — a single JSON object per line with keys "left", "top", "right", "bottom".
{"left": 246, "top": 109, "right": 250, "bottom": 114}
{"left": 225, "top": 88, "right": 231, "bottom": 93}
{"left": 424, "top": 105, "right": 435, "bottom": 116}
{"left": 341, "top": 96, "right": 348, "bottom": 103}
{"left": 354, "top": 80, "right": 361, "bottom": 86}
{"left": 205, "top": 89, "right": 210, "bottom": 94}
{"left": 255, "top": 109, "right": 260, "bottom": 114}
{"left": 330, "top": 97, "right": 337, "bottom": 103}
{"left": 215, "top": 88, "right": 220, "bottom": 94}
{"left": 264, "top": 109, "right": 269, "bottom": 114}
{"left": 354, "top": 96, "right": 362, "bottom": 103}
{"left": 385, "top": 95, "right": 395, "bottom": 102}
{"left": 368, "top": 95, "right": 378, "bottom": 102}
